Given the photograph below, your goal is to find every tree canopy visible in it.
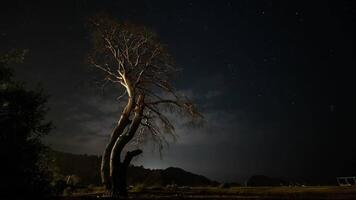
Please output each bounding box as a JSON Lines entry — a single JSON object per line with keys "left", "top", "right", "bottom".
{"left": 89, "top": 14, "right": 202, "bottom": 150}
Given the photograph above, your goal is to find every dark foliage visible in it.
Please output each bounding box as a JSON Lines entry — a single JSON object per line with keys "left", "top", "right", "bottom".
{"left": 0, "top": 50, "right": 54, "bottom": 199}
{"left": 246, "top": 175, "right": 288, "bottom": 187}
{"left": 218, "top": 182, "right": 242, "bottom": 188}
{"left": 52, "top": 151, "right": 101, "bottom": 186}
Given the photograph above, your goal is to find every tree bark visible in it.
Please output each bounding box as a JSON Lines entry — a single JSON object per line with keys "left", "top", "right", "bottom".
{"left": 115, "top": 149, "right": 142, "bottom": 197}
{"left": 110, "top": 94, "right": 145, "bottom": 197}
{"left": 101, "top": 97, "right": 133, "bottom": 190}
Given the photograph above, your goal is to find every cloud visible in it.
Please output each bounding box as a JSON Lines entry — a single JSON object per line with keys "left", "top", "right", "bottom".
{"left": 45, "top": 132, "right": 109, "bottom": 155}
{"left": 205, "top": 90, "right": 223, "bottom": 99}
{"left": 44, "top": 93, "right": 123, "bottom": 154}
{"left": 170, "top": 109, "right": 240, "bottom": 145}
{"left": 47, "top": 86, "right": 242, "bottom": 152}
{"left": 44, "top": 86, "right": 254, "bottom": 182}
{"left": 86, "top": 95, "right": 124, "bottom": 113}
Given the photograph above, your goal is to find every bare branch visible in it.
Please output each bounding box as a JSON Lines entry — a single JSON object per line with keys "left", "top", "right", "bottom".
{"left": 88, "top": 14, "right": 203, "bottom": 158}
{"left": 146, "top": 100, "right": 180, "bottom": 106}
{"left": 116, "top": 90, "right": 127, "bottom": 101}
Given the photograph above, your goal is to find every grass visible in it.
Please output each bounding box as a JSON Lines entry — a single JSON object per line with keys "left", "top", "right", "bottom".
{"left": 188, "top": 186, "right": 356, "bottom": 199}
{"left": 65, "top": 185, "right": 356, "bottom": 199}
{"left": 199, "top": 185, "right": 356, "bottom": 194}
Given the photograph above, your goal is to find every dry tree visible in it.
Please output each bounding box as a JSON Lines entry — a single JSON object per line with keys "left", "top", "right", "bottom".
{"left": 88, "top": 14, "right": 202, "bottom": 197}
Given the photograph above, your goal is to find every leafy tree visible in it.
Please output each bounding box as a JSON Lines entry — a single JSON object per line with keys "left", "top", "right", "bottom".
{"left": 88, "top": 14, "right": 202, "bottom": 197}
{"left": 0, "top": 50, "right": 53, "bottom": 199}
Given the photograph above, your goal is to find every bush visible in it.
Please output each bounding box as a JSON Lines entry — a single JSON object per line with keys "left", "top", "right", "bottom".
{"left": 219, "top": 183, "right": 231, "bottom": 189}
{"left": 130, "top": 184, "right": 146, "bottom": 192}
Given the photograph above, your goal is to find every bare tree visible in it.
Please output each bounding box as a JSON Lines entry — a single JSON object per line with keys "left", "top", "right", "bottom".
{"left": 88, "top": 14, "right": 202, "bottom": 197}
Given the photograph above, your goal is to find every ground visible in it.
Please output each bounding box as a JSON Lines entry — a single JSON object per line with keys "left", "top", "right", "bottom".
{"left": 61, "top": 186, "right": 356, "bottom": 199}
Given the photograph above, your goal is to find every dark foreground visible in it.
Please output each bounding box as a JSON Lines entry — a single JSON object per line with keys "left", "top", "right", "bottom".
{"left": 61, "top": 186, "right": 356, "bottom": 200}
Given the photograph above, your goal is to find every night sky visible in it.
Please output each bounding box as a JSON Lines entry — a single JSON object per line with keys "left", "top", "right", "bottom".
{"left": 1, "top": 0, "right": 355, "bottom": 184}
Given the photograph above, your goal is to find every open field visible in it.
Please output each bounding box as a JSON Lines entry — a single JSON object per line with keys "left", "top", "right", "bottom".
{"left": 62, "top": 186, "right": 356, "bottom": 200}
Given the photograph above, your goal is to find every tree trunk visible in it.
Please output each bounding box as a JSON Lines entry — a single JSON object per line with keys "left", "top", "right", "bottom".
{"left": 110, "top": 94, "right": 145, "bottom": 197}
{"left": 101, "top": 97, "right": 133, "bottom": 190}
{"left": 118, "top": 149, "right": 143, "bottom": 197}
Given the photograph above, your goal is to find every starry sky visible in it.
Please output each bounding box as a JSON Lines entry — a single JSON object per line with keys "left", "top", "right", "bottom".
{"left": 1, "top": 0, "right": 355, "bottom": 184}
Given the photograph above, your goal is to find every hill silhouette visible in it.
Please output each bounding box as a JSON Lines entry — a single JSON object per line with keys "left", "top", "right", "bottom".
{"left": 51, "top": 151, "right": 218, "bottom": 187}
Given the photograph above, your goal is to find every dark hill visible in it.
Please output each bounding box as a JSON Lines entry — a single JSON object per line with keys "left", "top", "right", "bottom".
{"left": 128, "top": 166, "right": 216, "bottom": 186}
{"left": 51, "top": 151, "right": 218, "bottom": 187}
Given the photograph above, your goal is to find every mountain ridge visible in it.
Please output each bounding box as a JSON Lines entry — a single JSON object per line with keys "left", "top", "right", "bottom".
{"left": 51, "top": 151, "right": 219, "bottom": 187}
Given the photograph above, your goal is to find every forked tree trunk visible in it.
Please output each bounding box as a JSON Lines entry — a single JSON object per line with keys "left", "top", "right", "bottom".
{"left": 113, "top": 149, "right": 142, "bottom": 197}
{"left": 101, "top": 97, "right": 133, "bottom": 190}
{"left": 110, "top": 95, "right": 145, "bottom": 197}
